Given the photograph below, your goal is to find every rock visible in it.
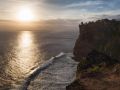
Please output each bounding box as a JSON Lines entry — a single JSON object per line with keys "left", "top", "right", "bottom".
{"left": 73, "top": 19, "right": 120, "bottom": 61}
{"left": 67, "top": 19, "right": 120, "bottom": 90}
{"left": 66, "top": 80, "right": 85, "bottom": 90}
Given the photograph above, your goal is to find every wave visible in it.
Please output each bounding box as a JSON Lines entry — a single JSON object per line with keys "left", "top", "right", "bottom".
{"left": 21, "top": 52, "right": 65, "bottom": 90}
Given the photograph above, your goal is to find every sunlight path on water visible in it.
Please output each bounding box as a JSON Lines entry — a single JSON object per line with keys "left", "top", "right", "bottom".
{"left": 6, "top": 31, "right": 43, "bottom": 81}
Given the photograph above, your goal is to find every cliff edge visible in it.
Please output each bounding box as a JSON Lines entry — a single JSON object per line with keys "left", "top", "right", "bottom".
{"left": 67, "top": 19, "right": 120, "bottom": 90}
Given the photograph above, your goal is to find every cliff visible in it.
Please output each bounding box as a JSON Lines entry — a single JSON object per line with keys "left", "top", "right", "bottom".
{"left": 74, "top": 19, "right": 120, "bottom": 60}
{"left": 67, "top": 19, "right": 120, "bottom": 90}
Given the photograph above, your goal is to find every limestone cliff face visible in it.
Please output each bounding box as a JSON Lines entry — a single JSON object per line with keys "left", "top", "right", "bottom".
{"left": 74, "top": 19, "right": 120, "bottom": 61}
{"left": 67, "top": 19, "right": 120, "bottom": 90}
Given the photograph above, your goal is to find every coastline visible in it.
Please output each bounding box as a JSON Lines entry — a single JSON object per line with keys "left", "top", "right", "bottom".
{"left": 21, "top": 53, "right": 78, "bottom": 90}
{"left": 66, "top": 19, "right": 120, "bottom": 90}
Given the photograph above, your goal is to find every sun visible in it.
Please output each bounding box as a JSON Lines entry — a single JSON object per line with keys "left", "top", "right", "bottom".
{"left": 17, "top": 7, "right": 35, "bottom": 22}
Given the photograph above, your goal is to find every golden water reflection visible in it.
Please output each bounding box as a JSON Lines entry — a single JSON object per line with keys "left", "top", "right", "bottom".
{"left": 20, "top": 31, "right": 32, "bottom": 47}
{"left": 7, "top": 31, "right": 43, "bottom": 79}
{"left": 17, "top": 31, "right": 36, "bottom": 73}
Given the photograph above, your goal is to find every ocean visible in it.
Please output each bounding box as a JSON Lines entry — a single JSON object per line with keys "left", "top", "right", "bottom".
{"left": 0, "top": 26, "right": 78, "bottom": 90}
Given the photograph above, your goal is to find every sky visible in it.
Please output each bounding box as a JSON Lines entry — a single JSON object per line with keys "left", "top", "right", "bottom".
{"left": 0, "top": 0, "right": 120, "bottom": 21}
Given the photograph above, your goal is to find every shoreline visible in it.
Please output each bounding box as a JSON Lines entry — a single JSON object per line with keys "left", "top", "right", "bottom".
{"left": 21, "top": 52, "right": 78, "bottom": 90}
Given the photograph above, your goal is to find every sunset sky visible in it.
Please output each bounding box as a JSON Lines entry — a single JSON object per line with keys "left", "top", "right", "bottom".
{"left": 0, "top": 0, "right": 120, "bottom": 21}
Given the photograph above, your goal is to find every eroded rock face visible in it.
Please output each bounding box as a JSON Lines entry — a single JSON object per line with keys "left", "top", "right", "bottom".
{"left": 74, "top": 19, "right": 120, "bottom": 61}
{"left": 66, "top": 80, "right": 85, "bottom": 90}
{"left": 67, "top": 19, "right": 120, "bottom": 90}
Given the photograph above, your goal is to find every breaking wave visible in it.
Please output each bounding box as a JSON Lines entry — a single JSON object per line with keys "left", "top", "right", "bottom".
{"left": 21, "top": 52, "right": 78, "bottom": 90}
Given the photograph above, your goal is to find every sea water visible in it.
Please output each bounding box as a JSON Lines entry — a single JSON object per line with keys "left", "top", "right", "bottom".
{"left": 0, "top": 29, "right": 78, "bottom": 90}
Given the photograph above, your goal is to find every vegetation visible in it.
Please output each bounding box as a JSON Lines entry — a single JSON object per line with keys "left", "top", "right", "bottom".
{"left": 67, "top": 19, "right": 120, "bottom": 90}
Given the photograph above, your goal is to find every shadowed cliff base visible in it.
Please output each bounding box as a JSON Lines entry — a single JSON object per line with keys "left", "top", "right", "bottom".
{"left": 67, "top": 19, "right": 120, "bottom": 90}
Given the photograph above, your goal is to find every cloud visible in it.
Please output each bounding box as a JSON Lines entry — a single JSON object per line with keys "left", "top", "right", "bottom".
{"left": 42, "top": 0, "right": 80, "bottom": 6}
{"left": 40, "top": 0, "right": 120, "bottom": 16}
{"left": 0, "top": 0, "right": 120, "bottom": 20}
{"left": 65, "top": 1, "right": 104, "bottom": 8}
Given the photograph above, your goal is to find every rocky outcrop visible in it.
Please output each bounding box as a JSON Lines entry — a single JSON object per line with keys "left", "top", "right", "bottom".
{"left": 74, "top": 19, "right": 120, "bottom": 61}
{"left": 67, "top": 19, "right": 120, "bottom": 90}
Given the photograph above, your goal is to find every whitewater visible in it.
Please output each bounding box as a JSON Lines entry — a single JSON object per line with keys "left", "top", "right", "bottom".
{"left": 0, "top": 27, "right": 78, "bottom": 90}
{"left": 19, "top": 52, "right": 78, "bottom": 90}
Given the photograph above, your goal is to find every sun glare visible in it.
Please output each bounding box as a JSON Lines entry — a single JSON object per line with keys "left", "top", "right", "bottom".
{"left": 17, "top": 7, "right": 35, "bottom": 22}
{"left": 20, "top": 31, "right": 32, "bottom": 47}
